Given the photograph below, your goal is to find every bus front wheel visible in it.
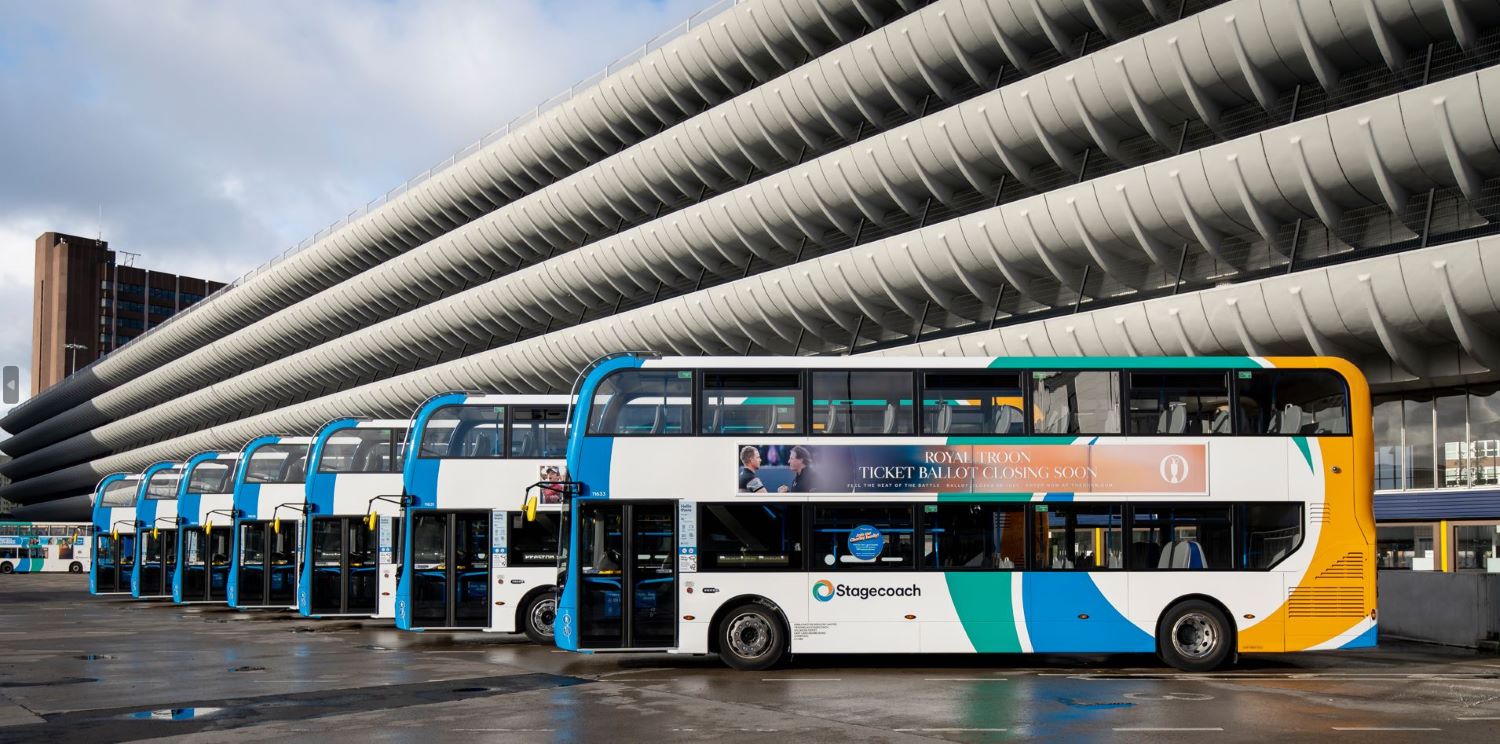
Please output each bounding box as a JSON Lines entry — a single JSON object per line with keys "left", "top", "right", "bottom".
{"left": 717, "top": 603, "right": 786, "bottom": 671}
{"left": 521, "top": 590, "right": 558, "bottom": 646}
{"left": 69, "top": 562, "right": 83, "bottom": 574}
{"left": 1158, "top": 599, "right": 1233, "bottom": 673}
{"left": 0, "top": 562, "right": 12, "bottom": 574}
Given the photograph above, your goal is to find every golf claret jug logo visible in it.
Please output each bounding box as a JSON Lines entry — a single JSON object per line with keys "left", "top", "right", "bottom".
{"left": 812, "top": 579, "right": 835, "bottom": 602}
{"left": 1160, "top": 454, "right": 1190, "bottom": 485}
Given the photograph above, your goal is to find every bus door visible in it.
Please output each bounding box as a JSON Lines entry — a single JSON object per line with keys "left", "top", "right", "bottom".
{"left": 182, "top": 527, "right": 232, "bottom": 602}
{"left": 577, "top": 501, "right": 676, "bottom": 649}
{"left": 239, "top": 520, "right": 298, "bottom": 607}
{"left": 140, "top": 529, "right": 177, "bottom": 597}
{"left": 411, "top": 511, "right": 490, "bottom": 628}
{"left": 94, "top": 534, "right": 122, "bottom": 592}
{"left": 310, "top": 517, "right": 378, "bottom": 615}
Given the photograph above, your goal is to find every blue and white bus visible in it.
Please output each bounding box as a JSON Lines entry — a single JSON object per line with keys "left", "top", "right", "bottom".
{"left": 91, "top": 473, "right": 141, "bottom": 593}
{"left": 172, "top": 451, "right": 241, "bottom": 604}
{"left": 299, "top": 419, "right": 407, "bottom": 619}
{"left": 132, "top": 461, "right": 185, "bottom": 600}
{"left": 555, "top": 355, "right": 1376, "bottom": 672}
{"left": 0, "top": 521, "right": 88, "bottom": 575}
{"left": 397, "top": 393, "right": 568, "bottom": 641}
{"left": 227, "top": 436, "right": 311, "bottom": 610}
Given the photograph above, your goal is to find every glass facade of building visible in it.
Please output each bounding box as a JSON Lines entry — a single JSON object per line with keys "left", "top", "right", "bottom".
{"left": 1374, "top": 384, "right": 1500, "bottom": 572}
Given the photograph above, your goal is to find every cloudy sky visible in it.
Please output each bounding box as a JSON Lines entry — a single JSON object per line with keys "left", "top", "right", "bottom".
{"left": 0, "top": 0, "right": 713, "bottom": 413}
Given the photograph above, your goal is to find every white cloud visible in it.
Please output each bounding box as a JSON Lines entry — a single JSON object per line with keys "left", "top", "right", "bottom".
{"left": 0, "top": 0, "right": 715, "bottom": 426}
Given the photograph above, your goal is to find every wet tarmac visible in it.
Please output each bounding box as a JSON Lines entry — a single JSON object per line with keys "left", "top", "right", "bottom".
{"left": 1, "top": 574, "right": 1497, "bottom": 742}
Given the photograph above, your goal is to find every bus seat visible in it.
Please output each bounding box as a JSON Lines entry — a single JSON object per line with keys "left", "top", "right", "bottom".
{"left": 466, "top": 430, "right": 498, "bottom": 457}
{"left": 708, "top": 406, "right": 722, "bottom": 434}
{"left": 882, "top": 403, "right": 897, "bottom": 434}
{"left": 935, "top": 403, "right": 953, "bottom": 434}
{"left": 1210, "top": 408, "right": 1231, "bottom": 434}
{"left": 962, "top": 551, "right": 985, "bottom": 567}
{"left": 1158, "top": 541, "right": 1207, "bottom": 569}
{"left": 649, "top": 405, "right": 666, "bottom": 434}
{"left": 823, "top": 403, "right": 839, "bottom": 434}
{"left": 1107, "top": 550, "right": 1122, "bottom": 569}
{"left": 1272, "top": 404, "right": 1304, "bottom": 434}
{"left": 513, "top": 430, "right": 535, "bottom": 457}
{"left": 1158, "top": 402, "right": 1188, "bottom": 434}
{"left": 993, "top": 405, "right": 1020, "bottom": 434}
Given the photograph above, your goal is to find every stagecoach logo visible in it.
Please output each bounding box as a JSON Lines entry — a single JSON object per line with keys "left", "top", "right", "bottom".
{"left": 812, "top": 579, "right": 835, "bottom": 602}
{"left": 812, "top": 579, "right": 920, "bottom": 601}
{"left": 1159, "top": 454, "right": 1190, "bottom": 485}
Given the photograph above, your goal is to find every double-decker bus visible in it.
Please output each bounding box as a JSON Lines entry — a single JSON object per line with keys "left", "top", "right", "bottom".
{"left": 298, "top": 418, "right": 407, "bottom": 619}
{"left": 555, "top": 355, "right": 1375, "bottom": 672}
{"left": 91, "top": 473, "right": 142, "bottom": 593}
{"left": 133, "top": 461, "right": 185, "bottom": 600}
{"left": 173, "top": 451, "right": 241, "bottom": 604}
{"left": 227, "top": 436, "right": 311, "bottom": 610}
{"left": 0, "top": 520, "right": 89, "bottom": 574}
{"left": 397, "top": 393, "right": 568, "bottom": 642}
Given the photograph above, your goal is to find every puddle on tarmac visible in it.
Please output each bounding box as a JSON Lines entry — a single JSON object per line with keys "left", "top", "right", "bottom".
{"left": 122, "top": 707, "right": 225, "bottom": 721}
{"left": 1058, "top": 698, "right": 1134, "bottom": 710}
{"left": 359, "top": 645, "right": 393, "bottom": 651}
{"left": 75, "top": 654, "right": 116, "bottom": 661}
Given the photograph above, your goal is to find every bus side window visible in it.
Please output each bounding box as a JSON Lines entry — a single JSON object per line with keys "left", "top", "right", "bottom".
{"left": 698, "top": 503, "right": 804, "bottom": 570}
{"left": 1126, "top": 372, "right": 1231, "bottom": 435}
{"left": 701, "top": 371, "right": 804, "bottom": 435}
{"left": 1030, "top": 504, "right": 1123, "bottom": 570}
{"left": 1235, "top": 370, "right": 1350, "bottom": 435}
{"left": 509, "top": 407, "right": 567, "bottom": 457}
{"left": 1031, "top": 371, "right": 1121, "bottom": 435}
{"left": 922, "top": 503, "right": 1025, "bottom": 569}
{"left": 811, "top": 371, "right": 915, "bottom": 435}
{"left": 588, "top": 369, "right": 694, "bottom": 435}
{"left": 921, "top": 372, "right": 1026, "bottom": 435}
{"left": 1241, "top": 503, "right": 1303, "bottom": 569}
{"left": 811, "top": 505, "right": 915, "bottom": 569}
{"left": 1128, "top": 505, "right": 1234, "bottom": 569}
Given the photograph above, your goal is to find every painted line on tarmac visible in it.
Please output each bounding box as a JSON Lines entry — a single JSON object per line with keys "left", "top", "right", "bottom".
{"left": 1331, "top": 727, "right": 1440, "bottom": 731}
{"left": 454, "top": 729, "right": 556, "bottom": 733}
{"left": 895, "top": 728, "right": 1008, "bottom": 733}
{"left": 923, "top": 678, "right": 1008, "bottom": 682}
{"left": 1112, "top": 727, "right": 1223, "bottom": 732}
{"left": 1456, "top": 716, "right": 1500, "bottom": 720}
{"left": 762, "top": 678, "right": 841, "bottom": 682}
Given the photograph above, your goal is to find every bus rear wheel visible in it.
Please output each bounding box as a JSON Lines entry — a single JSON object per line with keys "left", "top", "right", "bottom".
{"left": 717, "top": 604, "right": 786, "bottom": 671}
{"left": 521, "top": 590, "right": 558, "bottom": 646}
{"left": 0, "top": 562, "right": 12, "bottom": 574}
{"left": 69, "top": 562, "right": 83, "bottom": 574}
{"left": 1158, "top": 599, "right": 1233, "bottom": 672}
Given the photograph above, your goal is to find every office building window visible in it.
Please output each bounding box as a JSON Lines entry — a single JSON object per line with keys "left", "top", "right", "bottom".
{"left": 1376, "top": 524, "right": 1437, "bottom": 570}
{"left": 1452, "top": 523, "right": 1500, "bottom": 572}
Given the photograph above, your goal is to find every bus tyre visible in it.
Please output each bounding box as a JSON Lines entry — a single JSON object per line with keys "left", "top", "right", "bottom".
{"left": 0, "top": 562, "right": 11, "bottom": 574}
{"left": 718, "top": 604, "right": 786, "bottom": 671}
{"left": 1158, "top": 600, "right": 1233, "bottom": 673}
{"left": 522, "top": 590, "right": 558, "bottom": 646}
{"left": 69, "top": 562, "right": 84, "bottom": 574}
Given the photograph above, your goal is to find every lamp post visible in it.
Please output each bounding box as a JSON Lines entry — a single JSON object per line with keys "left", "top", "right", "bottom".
{"left": 64, "top": 343, "right": 88, "bottom": 376}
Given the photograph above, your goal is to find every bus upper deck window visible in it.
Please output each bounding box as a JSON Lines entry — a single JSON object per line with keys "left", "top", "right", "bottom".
{"left": 319, "top": 428, "right": 402, "bottom": 473}
{"left": 1235, "top": 370, "right": 1349, "bottom": 435}
{"left": 921, "top": 372, "right": 1025, "bottom": 435}
{"left": 588, "top": 369, "right": 694, "bottom": 435}
{"left": 187, "top": 462, "right": 233, "bottom": 494}
{"left": 702, "top": 371, "right": 803, "bottom": 435}
{"left": 509, "top": 407, "right": 567, "bottom": 458}
{"left": 811, "top": 371, "right": 915, "bottom": 435}
{"left": 1127, "top": 372, "right": 1231, "bottom": 435}
{"left": 420, "top": 405, "right": 504, "bottom": 458}
{"left": 1031, "top": 371, "right": 1121, "bottom": 435}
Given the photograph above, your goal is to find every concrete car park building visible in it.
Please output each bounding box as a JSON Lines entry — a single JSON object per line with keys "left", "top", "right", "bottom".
{"left": 2, "top": 0, "right": 1500, "bottom": 583}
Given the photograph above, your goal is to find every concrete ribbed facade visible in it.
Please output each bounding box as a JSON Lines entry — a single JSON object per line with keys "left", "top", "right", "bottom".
{"left": 5, "top": 0, "right": 1500, "bottom": 518}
